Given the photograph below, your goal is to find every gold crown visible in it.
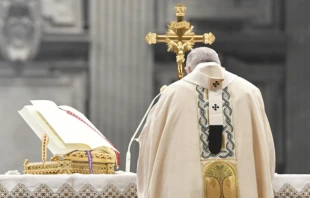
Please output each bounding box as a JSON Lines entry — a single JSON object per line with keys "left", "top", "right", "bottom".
{"left": 175, "top": 3, "right": 186, "bottom": 16}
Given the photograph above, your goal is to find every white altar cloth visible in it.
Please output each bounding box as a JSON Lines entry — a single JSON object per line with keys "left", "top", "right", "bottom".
{"left": 0, "top": 172, "right": 309, "bottom": 197}
{"left": 0, "top": 171, "right": 137, "bottom": 197}
{"left": 273, "top": 174, "right": 310, "bottom": 197}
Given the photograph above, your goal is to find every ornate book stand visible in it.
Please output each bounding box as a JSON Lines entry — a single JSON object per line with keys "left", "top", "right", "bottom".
{"left": 24, "top": 134, "right": 116, "bottom": 174}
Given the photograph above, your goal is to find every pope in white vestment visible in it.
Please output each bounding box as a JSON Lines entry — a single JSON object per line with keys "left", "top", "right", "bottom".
{"left": 137, "top": 47, "right": 275, "bottom": 198}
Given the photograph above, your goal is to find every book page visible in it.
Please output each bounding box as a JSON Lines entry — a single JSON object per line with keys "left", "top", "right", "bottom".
{"left": 59, "top": 105, "right": 118, "bottom": 152}
{"left": 30, "top": 100, "right": 117, "bottom": 151}
{"left": 19, "top": 106, "right": 65, "bottom": 155}
{"left": 58, "top": 106, "right": 100, "bottom": 135}
{"left": 35, "top": 110, "right": 91, "bottom": 154}
{"left": 19, "top": 106, "right": 85, "bottom": 155}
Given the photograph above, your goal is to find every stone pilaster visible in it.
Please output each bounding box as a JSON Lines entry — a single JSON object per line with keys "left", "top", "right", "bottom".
{"left": 285, "top": 0, "right": 310, "bottom": 173}
{"left": 89, "top": 0, "right": 154, "bottom": 171}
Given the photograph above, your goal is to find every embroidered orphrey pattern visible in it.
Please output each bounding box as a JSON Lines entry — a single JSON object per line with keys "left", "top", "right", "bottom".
{"left": 197, "top": 86, "right": 235, "bottom": 159}
{"left": 0, "top": 183, "right": 137, "bottom": 198}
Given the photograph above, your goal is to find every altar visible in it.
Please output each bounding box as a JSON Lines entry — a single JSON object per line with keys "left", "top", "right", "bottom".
{"left": 0, "top": 171, "right": 137, "bottom": 197}
{"left": 0, "top": 173, "right": 308, "bottom": 198}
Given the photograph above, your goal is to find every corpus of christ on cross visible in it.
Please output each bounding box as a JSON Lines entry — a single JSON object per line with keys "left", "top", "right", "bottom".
{"left": 145, "top": 3, "right": 216, "bottom": 79}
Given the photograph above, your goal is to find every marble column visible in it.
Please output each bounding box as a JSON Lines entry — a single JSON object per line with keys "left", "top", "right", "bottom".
{"left": 89, "top": 0, "right": 154, "bottom": 171}
{"left": 285, "top": 0, "right": 310, "bottom": 173}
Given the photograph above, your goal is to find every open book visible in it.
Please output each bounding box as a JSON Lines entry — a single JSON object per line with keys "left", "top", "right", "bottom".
{"left": 18, "top": 100, "right": 120, "bottom": 166}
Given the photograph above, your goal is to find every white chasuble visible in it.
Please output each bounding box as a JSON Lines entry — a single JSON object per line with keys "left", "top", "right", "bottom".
{"left": 137, "top": 62, "right": 275, "bottom": 198}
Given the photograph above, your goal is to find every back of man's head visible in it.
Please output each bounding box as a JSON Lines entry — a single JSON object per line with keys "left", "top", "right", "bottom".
{"left": 186, "top": 47, "right": 221, "bottom": 70}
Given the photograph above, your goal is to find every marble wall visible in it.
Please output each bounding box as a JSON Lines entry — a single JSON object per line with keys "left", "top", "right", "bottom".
{"left": 155, "top": 0, "right": 274, "bottom": 32}
{"left": 0, "top": 70, "right": 86, "bottom": 174}
{"left": 0, "top": 0, "right": 88, "bottom": 173}
{"left": 1, "top": 0, "right": 309, "bottom": 175}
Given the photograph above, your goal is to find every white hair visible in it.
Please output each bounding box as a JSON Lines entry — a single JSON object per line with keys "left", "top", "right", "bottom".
{"left": 186, "top": 47, "right": 221, "bottom": 69}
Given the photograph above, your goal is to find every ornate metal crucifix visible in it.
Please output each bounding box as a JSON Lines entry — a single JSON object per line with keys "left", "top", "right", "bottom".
{"left": 145, "top": 3, "right": 216, "bottom": 79}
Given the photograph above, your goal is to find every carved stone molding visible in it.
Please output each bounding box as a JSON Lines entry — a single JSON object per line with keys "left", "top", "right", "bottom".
{"left": 0, "top": 0, "right": 42, "bottom": 62}
{"left": 41, "top": 0, "right": 84, "bottom": 34}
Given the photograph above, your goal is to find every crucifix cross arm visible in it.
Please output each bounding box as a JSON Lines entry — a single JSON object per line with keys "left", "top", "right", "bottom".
{"left": 146, "top": 32, "right": 215, "bottom": 46}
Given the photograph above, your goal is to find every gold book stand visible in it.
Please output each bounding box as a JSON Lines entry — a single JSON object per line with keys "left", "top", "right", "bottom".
{"left": 24, "top": 134, "right": 116, "bottom": 174}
